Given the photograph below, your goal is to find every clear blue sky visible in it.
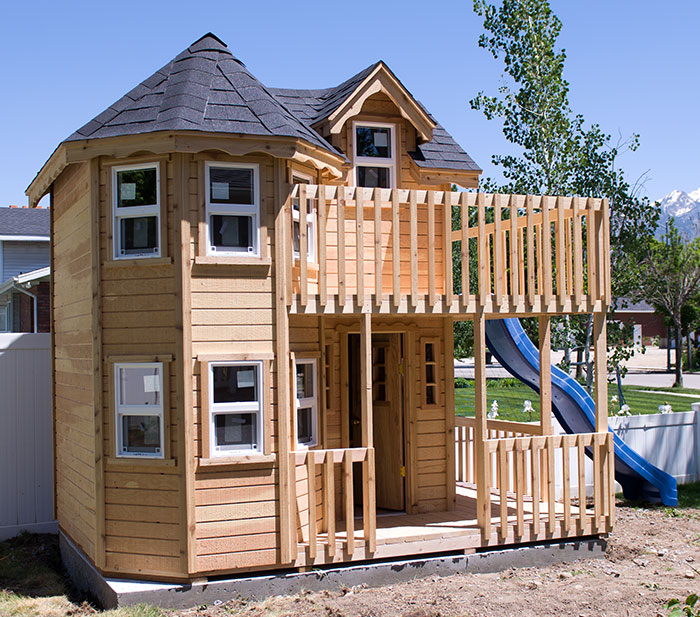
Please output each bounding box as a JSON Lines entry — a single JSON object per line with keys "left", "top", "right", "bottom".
{"left": 1, "top": 0, "right": 697, "bottom": 207}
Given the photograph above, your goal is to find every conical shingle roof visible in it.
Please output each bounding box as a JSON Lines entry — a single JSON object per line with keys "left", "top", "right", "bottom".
{"left": 66, "top": 33, "right": 339, "bottom": 156}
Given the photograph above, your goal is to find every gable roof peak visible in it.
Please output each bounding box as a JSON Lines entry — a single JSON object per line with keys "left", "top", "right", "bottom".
{"left": 188, "top": 32, "right": 241, "bottom": 63}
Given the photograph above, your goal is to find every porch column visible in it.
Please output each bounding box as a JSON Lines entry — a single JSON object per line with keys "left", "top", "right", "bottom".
{"left": 360, "top": 312, "right": 376, "bottom": 552}
{"left": 444, "top": 316, "right": 456, "bottom": 510}
{"left": 539, "top": 316, "right": 556, "bottom": 533}
{"left": 474, "top": 311, "right": 491, "bottom": 540}
{"left": 593, "top": 312, "right": 610, "bottom": 530}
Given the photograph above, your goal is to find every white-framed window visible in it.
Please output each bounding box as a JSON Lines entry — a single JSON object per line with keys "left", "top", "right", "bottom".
{"left": 295, "top": 358, "right": 318, "bottom": 447}
{"left": 292, "top": 172, "right": 316, "bottom": 262}
{"left": 205, "top": 162, "right": 260, "bottom": 257}
{"left": 114, "top": 362, "right": 164, "bottom": 458}
{"left": 112, "top": 163, "right": 161, "bottom": 259}
{"left": 209, "top": 361, "right": 263, "bottom": 456}
{"left": 353, "top": 121, "right": 396, "bottom": 189}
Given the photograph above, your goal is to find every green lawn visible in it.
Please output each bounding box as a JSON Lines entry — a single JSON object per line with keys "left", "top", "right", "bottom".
{"left": 455, "top": 380, "right": 700, "bottom": 422}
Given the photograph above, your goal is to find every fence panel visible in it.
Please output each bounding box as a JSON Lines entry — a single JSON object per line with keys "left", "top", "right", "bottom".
{"left": 0, "top": 333, "right": 54, "bottom": 540}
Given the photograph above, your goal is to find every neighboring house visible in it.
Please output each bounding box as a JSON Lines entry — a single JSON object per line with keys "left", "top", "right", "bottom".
{"left": 613, "top": 299, "right": 666, "bottom": 346}
{"left": 0, "top": 207, "right": 50, "bottom": 332}
{"left": 27, "top": 33, "right": 612, "bottom": 591}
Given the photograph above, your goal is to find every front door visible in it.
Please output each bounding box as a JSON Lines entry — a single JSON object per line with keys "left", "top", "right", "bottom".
{"left": 371, "top": 334, "right": 405, "bottom": 511}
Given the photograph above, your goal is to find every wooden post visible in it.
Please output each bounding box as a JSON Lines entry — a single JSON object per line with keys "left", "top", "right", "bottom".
{"left": 539, "top": 315, "right": 554, "bottom": 525}
{"left": 444, "top": 316, "right": 456, "bottom": 509}
{"left": 461, "top": 193, "right": 470, "bottom": 304}
{"left": 593, "top": 312, "right": 608, "bottom": 532}
{"left": 374, "top": 188, "right": 382, "bottom": 306}
{"left": 360, "top": 313, "right": 376, "bottom": 552}
{"left": 509, "top": 195, "right": 519, "bottom": 299}
{"left": 391, "top": 189, "right": 400, "bottom": 307}
{"left": 274, "top": 162, "right": 296, "bottom": 564}
{"left": 299, "top": 183, "right": 308, "bottom": 307}
{"left": 318, "top": 185, "right": 327, "bottom": 305}
{"left": 477, "top": 193, "right": 487, "bottom": 304}
{"left": 410, "top": 190, "right": 418, "bottom": 305}
{"left": 356, "top": 188, "right": 365, "bottom": 308}
{"left": 443, "top": 191, "right": 454, "bottom": 306}
{"left": 428, "top": 190, "right": 436, "bottom": 305}
{"left": 494, "top": 195, "right": 503, "bottom": 306}
{"left": 338, "top": 186, "right": 346, "bottom": 306}
{"left": 474, "top": 312, "right": 491, "bottom": 540}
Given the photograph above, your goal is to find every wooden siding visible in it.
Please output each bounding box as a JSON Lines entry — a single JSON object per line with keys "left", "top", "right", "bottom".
{"left": 52, "top": 161, "right": 96, "bottom": 559}
{"left": 98, "top": 156, "right": 183, "bottom": 578}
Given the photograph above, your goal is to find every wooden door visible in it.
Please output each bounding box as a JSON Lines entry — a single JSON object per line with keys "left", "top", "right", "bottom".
{"left": 372, "top": 334, "right": 405, "bottom": 511}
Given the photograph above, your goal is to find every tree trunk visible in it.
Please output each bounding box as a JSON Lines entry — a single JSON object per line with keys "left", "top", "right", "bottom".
{"left": 674, "top": 322, "right": 683, "bottom": 387}
{"left": 667, "top": 326, "right": 672, "bottom": 371}
{"left": 688, "top": 333, "right": 693, "bottom": 371}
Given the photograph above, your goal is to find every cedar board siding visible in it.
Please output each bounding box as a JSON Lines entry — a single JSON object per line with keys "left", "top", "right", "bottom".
{"left": 190, "top": 155, "right": 283, "bottom": 573}
{"left": 98, "top": 157, "right": 183, "bottom": 577}
{"left": 52, "top": 161, "right": 97, "bottom": 559}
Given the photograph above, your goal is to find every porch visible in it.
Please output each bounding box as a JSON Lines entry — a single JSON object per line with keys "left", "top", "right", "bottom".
{"left": 292, "top": 427, "right": 615, "bottom": 567}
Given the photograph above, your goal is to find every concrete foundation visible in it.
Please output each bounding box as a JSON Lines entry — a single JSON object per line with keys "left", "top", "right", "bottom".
{"left": 60, "top": 531, "right": 607, "bottom": 610}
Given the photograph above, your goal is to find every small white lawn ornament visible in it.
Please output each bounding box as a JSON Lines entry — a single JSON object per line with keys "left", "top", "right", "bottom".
{"left": 488, "top": 400, "right": 499, "bottom": 419}
{"left": 611, "top": 395, "right": 618, "bottom": 406}
{"left": 522, "top": 399, "right": 534, "bottom": 421}
{"left": 617, "top": 404, "right": 631, "bottom": 416}
{"left": 658, "top": 401, "right": 672, "bottom": 414}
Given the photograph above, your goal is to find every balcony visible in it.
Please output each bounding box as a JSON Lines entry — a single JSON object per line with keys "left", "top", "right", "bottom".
{"left": 283, "top": 185, "right": 610, "bottom": 316}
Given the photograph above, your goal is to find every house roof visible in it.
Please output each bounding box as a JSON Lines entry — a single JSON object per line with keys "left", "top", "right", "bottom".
{"left": 270, "top": 65, "right": 481, "bottom": 173}
{"left": 67, "top": 33, "right": 479, "bottom": 174}
{"left": 0, "top": 207, "right": 50, "bottom": 238}
{"left": 66, "top": 33, "right": 341, "bottom": 158}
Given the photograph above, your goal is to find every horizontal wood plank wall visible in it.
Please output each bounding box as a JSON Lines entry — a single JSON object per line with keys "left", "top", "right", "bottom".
{"left": 52, "top": 161, "right": 97, "bottom": 561}
{"left": 190, "top": 155, "right": 282, "bottom": 575}
{"left": 410, "top": 319, "right": 448, "bottom": 513}
{"left": 98, "top": 156, "right": 183, "bottom": 578}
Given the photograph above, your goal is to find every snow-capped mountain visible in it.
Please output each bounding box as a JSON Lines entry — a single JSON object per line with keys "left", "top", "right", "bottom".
{"left": 656, "top": 187, "right": 700, "bottom": 239}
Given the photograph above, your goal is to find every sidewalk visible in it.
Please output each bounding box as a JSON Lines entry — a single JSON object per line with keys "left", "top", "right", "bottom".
{"left": 455, "top": 346, "right": 700, "bottom": 390}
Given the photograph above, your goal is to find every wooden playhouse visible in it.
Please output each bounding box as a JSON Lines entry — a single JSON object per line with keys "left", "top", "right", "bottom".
{"left": 27, "top": 33, "right": 614, "bottom": 583}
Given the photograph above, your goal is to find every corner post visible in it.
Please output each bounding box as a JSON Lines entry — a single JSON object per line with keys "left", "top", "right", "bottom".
{"left": 274, "top": 161, "right": 295, "bottom": 564}
{"left": 593, "top": 312, "right": 609, "bottom": 527}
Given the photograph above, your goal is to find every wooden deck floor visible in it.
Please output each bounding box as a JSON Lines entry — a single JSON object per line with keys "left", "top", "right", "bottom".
{"left": 299, "top": 483, "right": 591, "bottom": 567}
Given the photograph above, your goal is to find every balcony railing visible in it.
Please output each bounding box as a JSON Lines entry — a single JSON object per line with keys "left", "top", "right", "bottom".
{"left": 285, "top": 185, "right": 610, "bottom": 314}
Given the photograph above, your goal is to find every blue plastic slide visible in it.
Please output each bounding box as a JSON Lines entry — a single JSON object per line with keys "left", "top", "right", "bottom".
{"left": 484, "top": 318, "right": 678, "bottom": 506}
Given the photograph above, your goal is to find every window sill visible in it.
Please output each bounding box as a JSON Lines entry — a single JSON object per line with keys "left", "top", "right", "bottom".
{"left": 198, "top": 454, "right": 276, "bottom": 469}
{"left": 194, "top": 256, "right": 271, "bottom": 267}
{"left": 104, "top": 257, "right": 173, "bottom": 268}
{"left": 105, "top": 456, "right": 177, "bottom": 469}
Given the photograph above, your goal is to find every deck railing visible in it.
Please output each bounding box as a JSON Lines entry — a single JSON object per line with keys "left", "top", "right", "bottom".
{"left": 456, "top": 417, "right": 615, "bottom": 541}
{"left": 293, "top": 447, "right": 375, "bottom": 560}
{"left": 285, "top": 185, "right": 610, "bottom": 314}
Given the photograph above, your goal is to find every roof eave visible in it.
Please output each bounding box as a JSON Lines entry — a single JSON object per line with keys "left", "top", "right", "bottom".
{"left": 27, "top": 131, "right": 348, "bottom": 202}
{"left": 313, "top": 63, "right": 437, "bottom": 142}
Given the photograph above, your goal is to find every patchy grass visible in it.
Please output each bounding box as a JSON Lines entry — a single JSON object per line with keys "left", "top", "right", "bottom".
{"left": 0, "top": 534, "right": 166, "bottom": 616}
{"left": 677, "top": 481, "right": 700, "bottom": 510}
{"left": 454, "top": 380, "right": 700, "bottom": 422}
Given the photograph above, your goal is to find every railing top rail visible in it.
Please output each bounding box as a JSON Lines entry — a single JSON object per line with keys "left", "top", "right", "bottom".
{"left": 293, "top": 446, "right": 369, "bottom": 465}
{"left": 290, "top": 184, "right": 606, "bottom": 212}
{"left": 482, "top": 431, "right": 612, "bottom": 453}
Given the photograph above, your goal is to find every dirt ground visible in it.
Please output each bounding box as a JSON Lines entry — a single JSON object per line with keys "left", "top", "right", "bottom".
{"left": 176, "top": 499, "right": 700, "bottom": 617}
{"left": 2, "top": 498, "right": 699, "bottom": 617}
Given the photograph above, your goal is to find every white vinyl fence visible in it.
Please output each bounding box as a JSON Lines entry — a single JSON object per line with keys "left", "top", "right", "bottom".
{"left": 0, "top": 333, "right": 55, "bottom": 540}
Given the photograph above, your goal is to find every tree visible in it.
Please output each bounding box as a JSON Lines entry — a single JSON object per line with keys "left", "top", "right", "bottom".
{"left": 633, "top": 221, "right": 700, "bottom": 387}
{"left": 468, "top": 0, "right": 658, "bottom": 384}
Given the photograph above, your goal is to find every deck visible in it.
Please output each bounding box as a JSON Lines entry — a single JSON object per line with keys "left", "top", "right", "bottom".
{"left": 296, "top": 483, "right": 601, "bottom": 567}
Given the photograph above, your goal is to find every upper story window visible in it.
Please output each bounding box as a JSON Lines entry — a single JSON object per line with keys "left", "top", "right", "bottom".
{"left": 112, "top": 163, "right": 161, "bottom": 259}
{"left": 114, "top": 362, "right": 164, "bottom": 458}
{"left": 354, "top": 122, "right": 396, "bottom": 189}
{"left": 209, "top": 361, "right": 263, "bottom": 455}
{"left": 205, "top": 162, "right": 260, "bottom": 257}
{"left": 292, "top": 172, "right": 316, "bottom": 262}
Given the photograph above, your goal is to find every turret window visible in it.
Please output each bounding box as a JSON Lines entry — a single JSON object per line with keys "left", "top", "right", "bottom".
{"left": 205, "top": 162, "right": 260, "bottom": 256}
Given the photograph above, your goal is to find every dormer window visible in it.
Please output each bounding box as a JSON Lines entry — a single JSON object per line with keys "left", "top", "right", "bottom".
{"left": 205, "top": 162, "right": 260, "bottom": 257}
{"left": 354, "top": 122, "right": 396, "bottom": 189}
{"left": 112, "top": 163, "right": 161, "bottom": 259}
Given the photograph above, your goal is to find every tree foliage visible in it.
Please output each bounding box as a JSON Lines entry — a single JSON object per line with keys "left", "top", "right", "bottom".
{"left": 632, "top": 221, "right": 700, "bottom": 386}
{"left": 463, "top": 0, "right": 659, "bottom": 382}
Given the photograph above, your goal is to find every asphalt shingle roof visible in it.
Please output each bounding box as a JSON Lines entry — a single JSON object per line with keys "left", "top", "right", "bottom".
{"left": 66, "top": 33, "right": 479, "bottom": 173}
{"left": 270, "top": 65, "right": 480, "bottom": 173}
{"left": 66, "top": 34, "right": 339, "bottom": 157}
{"left": 0, "top": 207, "right": 50, "bottom": 237}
